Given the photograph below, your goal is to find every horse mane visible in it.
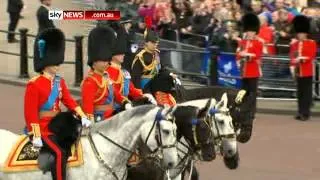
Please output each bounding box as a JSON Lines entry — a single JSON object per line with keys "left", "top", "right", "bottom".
{"left": 92, "top": 105, "right": 157, "bottom": 132}
{"left": 173, "top": 106, "right": 198, "bottom": 120}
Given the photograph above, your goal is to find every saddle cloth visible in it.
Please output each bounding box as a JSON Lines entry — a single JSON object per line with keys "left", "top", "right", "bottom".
{"left": 2, "top": 135, "right": 83, "bottom": 172}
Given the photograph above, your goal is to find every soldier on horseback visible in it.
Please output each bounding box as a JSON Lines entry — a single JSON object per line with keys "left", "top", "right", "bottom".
{"left": 131, "top": 16, "right": 181, "bottom": 107}
{"left": 81, "top": 26, "right": 133, "bottom": 122}
{"left": 105, "top": 24, "right": 157, "bottom": 113}
{"left": 24, "top": 28, "right": 91, "bottom": 180}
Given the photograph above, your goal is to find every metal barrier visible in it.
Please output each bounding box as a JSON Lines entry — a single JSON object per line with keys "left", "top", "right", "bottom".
{"left": 0, "top": 28, "right": 319, "bottom": 99}
{"left": 0, "top": 28, "right": 84, "bottom": 86}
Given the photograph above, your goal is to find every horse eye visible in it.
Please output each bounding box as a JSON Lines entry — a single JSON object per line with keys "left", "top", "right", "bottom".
{"left": 162, "top": 129, "right": 170, "bottom": 135}
{"left": 218, "top": 121, "right": 225, "bottom": 125}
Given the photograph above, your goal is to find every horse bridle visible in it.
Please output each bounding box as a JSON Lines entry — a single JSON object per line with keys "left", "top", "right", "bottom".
{"left": 209, "top": 108, "right": 237, "bottom": 148}
{"left": 87, "top": 108, "right": 177, "bottom": 180}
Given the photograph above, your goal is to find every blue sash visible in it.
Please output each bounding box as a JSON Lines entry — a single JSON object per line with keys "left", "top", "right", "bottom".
{"left": 122, "top": 69, "right": 130, "bottom": 97}
{"left": 141, "top": 78, "right": 151, "bottom": 89}
{"left": 94, "top": 79, "right": 114, "bottom": 120}
{"left": 40, "top": 76, "right": 61, "bottom": 111}
{"left": 114, "top": 69, "right": 131, "bottom": 111}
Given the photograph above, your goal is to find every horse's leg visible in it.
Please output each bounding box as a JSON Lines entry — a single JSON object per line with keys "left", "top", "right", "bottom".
{"left": 181, "top": 161, "right": 199, "bottom": 180}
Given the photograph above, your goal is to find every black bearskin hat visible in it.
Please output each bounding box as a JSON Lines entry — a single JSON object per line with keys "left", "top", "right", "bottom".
{"left": 112, "top": 27, "right": 127, "bottom": 56}
{"left": 87, "top": 26, "right": 116, "bottom": 67}
{"left": 292, "top": 15, "right": 310, "bottom": 34}
{"left": 33, "top": 28, "right": 65, "bottom": 73}
{"left": 242, "top": 13, "right": 260, "bottom": 33}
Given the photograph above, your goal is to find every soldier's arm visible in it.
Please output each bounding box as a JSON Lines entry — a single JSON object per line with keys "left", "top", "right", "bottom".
{"left": 24, "top": 82, "right": 41, "bottom": 137}
{"left": 81, "top": 79, "right": 98, "bottom": 120}
{"left": 114, "top": 88, "right": 130, "bottom": 105}
{"left": 128, "top": 82, "right": 143, "bottom": 100}
{"left": 60, "top": 79, "right": 87, "bottom": 118}
{"left": 131, "top": 57, "right": 144, "bottom": 89}
{"left": 253, "top": 41, "right": 263, "bottom": 60}
{"left": 302, "top": 41, "right": 317, "bottom": 63}
{"left": 289, "top": 42, "right": 298, "bottom": 66}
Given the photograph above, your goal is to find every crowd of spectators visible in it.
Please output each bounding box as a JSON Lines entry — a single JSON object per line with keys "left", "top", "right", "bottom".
{"left": 108, "top": 0, "right": 320, "bottom": 55}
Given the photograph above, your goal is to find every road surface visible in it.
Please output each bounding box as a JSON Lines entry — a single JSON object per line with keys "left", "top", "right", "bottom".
{"left": 0, "top": 83, "right": 319, "bottom": 180}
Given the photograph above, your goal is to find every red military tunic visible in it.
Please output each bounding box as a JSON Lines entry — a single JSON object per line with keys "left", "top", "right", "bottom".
{"left": 81, "top": 70, "right": 128, "bottom": 120}
{"left": 289, "top": 39, "right": 317, "bottom": 77}
{"left": 24, "top": 73, "right": 78, "bottom": 136}
{"left": 236, "top": 39, "right": 263, "bottom": 78}
{"left": 106, "top": 63, "right": 143, "bottom": 100}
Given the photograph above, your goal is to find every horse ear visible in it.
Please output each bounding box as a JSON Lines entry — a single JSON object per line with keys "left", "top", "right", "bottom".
{"left": 197, "top": 99, "right": 212, "bottom": 119}
{"left": 221, "top": 93, "right": 228, "bottom": 109}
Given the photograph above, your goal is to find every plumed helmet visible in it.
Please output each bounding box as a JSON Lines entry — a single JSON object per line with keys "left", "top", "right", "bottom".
{"left": 144, "top": 16, "right": 159, "bottom": 43}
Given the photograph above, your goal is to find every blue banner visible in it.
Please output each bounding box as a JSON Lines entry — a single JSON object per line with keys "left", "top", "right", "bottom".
{"left": 217, "top": 53, "right": 242, "bottom": 88}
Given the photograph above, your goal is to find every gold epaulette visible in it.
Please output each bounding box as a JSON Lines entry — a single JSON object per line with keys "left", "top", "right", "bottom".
{"left": 28, "top": 75, "right": 40, "bottom": 83}
{"left": 132, "top": 49, "right": 146, "bottom": 69}
{"left": 87, "top": 74, "right": 108, "bottom": 89}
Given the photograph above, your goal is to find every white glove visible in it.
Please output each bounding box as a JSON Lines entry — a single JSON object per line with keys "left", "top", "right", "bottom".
{"left": 32, "top": 137, "right": 43, "bottom": 148}
{"left": 125, "top": 103, "right": 133, "bottom": 110}
{"left": 174, "top": 78, "right": 182, "bottom": 86}
{"left": 143, "top": 93, "right": 157, "bottom": 105}
{"left": 81, "top": 117, "right": 92, "bottom": 128}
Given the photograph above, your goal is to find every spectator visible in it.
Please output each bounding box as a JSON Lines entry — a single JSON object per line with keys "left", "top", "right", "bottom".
{"left": 258, "top": 14, "right": 276, "bottom": 55}
{"left": 154, "top": 0, "right": 171, "bottom": 25}
{"left": 213, "top": 0, "right": 228, "bottom": 22}
{"left": 37, "top": 0, "right": 55, "bottom": 34}
{"left": 138, "top": 0, "right": 156, "bottom": 26}
{"left": 273, "top": 9, "right": 292, "bottom": 54}
{"left": 157, "top": 8, "right": 177, "bottom": 41}
{"left": 7, "top": 0, "right": 24, "bottom": 43}
{"left": 184, "top": 3, "right": 211, "bottom": 46}
{"left": 171, "top": 0, "right": 193, "bottom": 42}
{"left": 274, "top": 0, "right": 285, "bottom": 10}
{"left": 211, "top": 20, "right": 240, "bottom": 52}
{"left": 284, "top": 0, "right": 300, "bottom": 16}
{"left": 251, "top": 0, "right": 263, "bottom": 15}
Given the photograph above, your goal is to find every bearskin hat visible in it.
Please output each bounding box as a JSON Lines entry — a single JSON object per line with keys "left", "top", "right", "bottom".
{"left": 292, "top": 15, "right": 310, "bottom": 34}
{"left": 144, "top": 16, "right": 159, "bottom": 43}
{"left": 33, "top": 28, "right": 65, "bottom": 73}
{"left": 112, "top": 27, "right": 127, "bottom": 56}
{"left": 242, "top": 13, "right": 260, "bottom": 33}
{"left": 87, "top": 26, "right": 116, "bottom": 67}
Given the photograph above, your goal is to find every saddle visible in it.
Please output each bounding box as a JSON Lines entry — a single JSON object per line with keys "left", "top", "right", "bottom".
{"left": 2, "top": 135, "right": 83, "bottom": 172}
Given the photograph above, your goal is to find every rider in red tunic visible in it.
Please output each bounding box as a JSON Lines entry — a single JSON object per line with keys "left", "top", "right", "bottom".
{"left": 106, "top": 25, "right": 156, "bottom": 112}
{"left": 81, "top": 26, "right": 133, "bottom": 121}
{"left": 24, "top": 28, "right": 91, "bottom": 180}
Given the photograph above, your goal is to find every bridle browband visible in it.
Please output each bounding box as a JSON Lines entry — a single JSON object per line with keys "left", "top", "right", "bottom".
{"left": 87, "top": 108, "right": 177, "bottom": 180}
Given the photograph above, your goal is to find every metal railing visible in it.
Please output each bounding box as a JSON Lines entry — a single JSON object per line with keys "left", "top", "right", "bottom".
{"left": 0, "top": 28, "right": 84, "bottom": 86}
{"left": 0, "top": 27, "right": 319, "bottom": 99}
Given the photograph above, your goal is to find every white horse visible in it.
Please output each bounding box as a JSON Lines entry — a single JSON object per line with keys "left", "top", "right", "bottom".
{"left": 0, "top": 105, "right": 179, "bottom": 180}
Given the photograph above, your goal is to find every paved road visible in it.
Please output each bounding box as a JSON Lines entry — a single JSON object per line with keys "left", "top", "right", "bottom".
{"left": 0, "top": 83, "right": 320, "bottom": 180}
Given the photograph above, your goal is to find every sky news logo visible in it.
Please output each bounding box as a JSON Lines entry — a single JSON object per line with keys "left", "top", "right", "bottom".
{"left": 48, "top": 10, "right": 120, "bottom": 20}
